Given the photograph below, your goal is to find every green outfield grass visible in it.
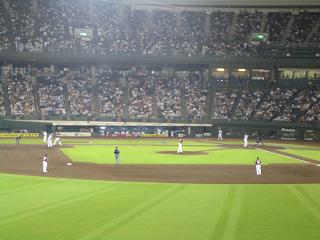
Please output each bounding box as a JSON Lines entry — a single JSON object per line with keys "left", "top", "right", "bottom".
{"left": 1, "top": 173, "right": 320, "bottom": 240}
{"left": 61, "top": 144, "right": 301, "bottom": 165}
{"left": 282, "top": 149, "right": 320, "bottom": 161}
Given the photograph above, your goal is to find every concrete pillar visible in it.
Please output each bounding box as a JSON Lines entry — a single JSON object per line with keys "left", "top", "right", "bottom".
{"left": 91, "top": 65, "right": 96, "bottom": 84}
{"left": 32, "top": 0, "right": 38, "bottom": 14}
{"left": 50, "top": 64, "right": 55, "bottom": 74}
{"left": 3, "top": 0, "right": 9, "bottom": 10}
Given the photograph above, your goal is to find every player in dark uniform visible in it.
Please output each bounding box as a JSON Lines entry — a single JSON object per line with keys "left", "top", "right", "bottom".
{"left": 255, "top": 136, "right": 264, "bottom": 146}
{"left": 114, "top": 146, "right": 120, "bottom": 165}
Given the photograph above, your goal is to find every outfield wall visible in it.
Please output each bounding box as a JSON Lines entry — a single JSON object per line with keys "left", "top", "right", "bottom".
{"left": 212, "top": 119, "right": 320, "bottom": 140}
{"left": 1, "top": 119, "right": 319, "bottom": 140}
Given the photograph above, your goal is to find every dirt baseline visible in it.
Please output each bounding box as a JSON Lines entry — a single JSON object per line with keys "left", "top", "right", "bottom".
{"left": 1, "top": 145, "right": 320, "bottom": 184}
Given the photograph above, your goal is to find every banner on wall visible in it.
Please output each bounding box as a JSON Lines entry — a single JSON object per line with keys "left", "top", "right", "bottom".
{"left": 60, "top": 132, "right": 92, "bottom": 137}
{"left": 141, "top": 134, "right": 168, "bottom": 138}
{"left": 280, "top": 128, "right": 296, "bottom": 140}
{"left": 0, "top": 133, "right": 39, "bottom": 138}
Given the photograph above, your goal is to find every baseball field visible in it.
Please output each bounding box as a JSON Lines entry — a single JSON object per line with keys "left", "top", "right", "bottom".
{"left": 1, "top": 138, "right": 320, "bottom": 240}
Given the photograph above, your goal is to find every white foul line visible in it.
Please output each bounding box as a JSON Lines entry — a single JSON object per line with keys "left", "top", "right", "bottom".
{"left": 256, "top": 148, "right": 319, "bottom": 166}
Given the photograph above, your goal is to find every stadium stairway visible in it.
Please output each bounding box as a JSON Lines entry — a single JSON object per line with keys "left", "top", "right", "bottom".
{"left": 250, "top": 89, "right": 270, "bottom": 120}
{"left": 229, "top": 89, "right": 243, "bottom": 119}
{"left": 227, "top": 12, "right": 239, "bottom": 41}
{"left": 281, "top": 13, "right": 296, "bottom": 45}
{"left": 306, "top": 18, "right": 320, "bottom": 43}
{"left": 62, "top": 75, "right": 71, "bottom": 119}
{"left": 0, "top": 74, "right": 11, "bottom": 116}
{"left": 260, "top": 13, "right": 268, "bottom": 33}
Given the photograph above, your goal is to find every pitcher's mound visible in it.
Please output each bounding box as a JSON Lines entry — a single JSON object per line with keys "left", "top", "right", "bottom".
{"left": 157, "top": 151, "right": 208, "bottom": 155}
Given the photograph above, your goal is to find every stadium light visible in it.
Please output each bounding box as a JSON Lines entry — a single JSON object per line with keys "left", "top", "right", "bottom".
{"left": 217, "top": 68, "right": 225, "bottom": 72}
{"left": 238, "top": 69, "right": 246, "bottom": 72}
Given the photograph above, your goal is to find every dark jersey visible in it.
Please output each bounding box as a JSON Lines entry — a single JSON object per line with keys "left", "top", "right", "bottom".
{"left": 114, "top": 149, "right": 120, "bottom": 155}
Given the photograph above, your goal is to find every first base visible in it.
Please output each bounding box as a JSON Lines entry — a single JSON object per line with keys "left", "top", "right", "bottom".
{"left": 67, "top": 163, "right": 72, "bottom": 166}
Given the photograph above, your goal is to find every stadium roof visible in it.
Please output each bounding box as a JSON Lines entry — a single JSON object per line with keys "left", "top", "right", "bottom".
{"left": 126, "top": 0, "right": 320, "bottom": 7}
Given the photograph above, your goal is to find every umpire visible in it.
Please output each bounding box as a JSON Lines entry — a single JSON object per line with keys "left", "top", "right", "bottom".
{"left": 114, "top": 146, "right": 120, "bottom": 165}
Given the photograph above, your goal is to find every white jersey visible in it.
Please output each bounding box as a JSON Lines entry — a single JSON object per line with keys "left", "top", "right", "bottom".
{"left": 48, "top": 134, "right": 52, "bottom": 141}
{"left": 244, "top": 134, "right": 249, "bottom": 141}
{"left": 218, "top": 130, "right": 222, "bottom": 136}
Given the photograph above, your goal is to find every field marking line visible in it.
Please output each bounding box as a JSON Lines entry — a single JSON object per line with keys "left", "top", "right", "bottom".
{"left": 256, "top": 148, "right": 318, "bottom": 166}
{"left": 0, "top": 183, "right": 123, "bottom": 226}
{"left": 288, "top": 185, "right": 320, "bottom": 222}
{"left": 78, "top": 184, "right": 187, "bottom": 240}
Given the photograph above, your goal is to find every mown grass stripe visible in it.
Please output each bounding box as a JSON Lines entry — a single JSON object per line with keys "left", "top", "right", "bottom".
{"left": 0, "top": 180, "right": 66, "bottom": 196}
{"left": 0, "top": 183, "right": 123, "bottom": 226}
{"left": 210, "top": 186, "right": 238, "bottom": 240}
{"left": 209, "top": 186, "right": 232, "bottom": 239}
{"left": 288, "top": 185, "right": 320, "bottom": 222}
{"left": 222, "top": 186, "right": 244, "bottom": 240}
{"left": 79, "top": 184, "right": 187, "bottom": 240}
{"left": 295, "top": 185, "right": 320, "bottom": 209}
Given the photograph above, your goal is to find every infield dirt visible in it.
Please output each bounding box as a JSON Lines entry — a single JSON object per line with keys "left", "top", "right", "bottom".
{"left": 1, "top": 145, "right": 320, "bottom": 184}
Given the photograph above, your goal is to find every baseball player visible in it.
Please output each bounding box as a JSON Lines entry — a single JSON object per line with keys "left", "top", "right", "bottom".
{"left": 43, "top": 154, "right": 48, "bottom": 173}
{"left": 243, "top": 133, "right": 249, "bottom": 147}
{"left": 218, "top": 129, "right": 223, "bottom": 140}
{"left": 47, "top": 134, "right": 53, "bottom": 148}
{"left": 16, "top": 134, "right": 21, "bottom": 145}
{"left": 255, "top": 157, "right": 262, "bottom": 175}
{"left": 114, "top": 146, "right": 120, "bottom": 165}
{"left": 53, "top": 133, "right": 62, "bottom": 146}
{"left": 255, "top": 136, "right": 265, "bottom": 147}
{"left": 177, "top": 138, "right": 183, "bottom": 154}
{"left": 43, "top": 131, "right": 48, "bottom": 143}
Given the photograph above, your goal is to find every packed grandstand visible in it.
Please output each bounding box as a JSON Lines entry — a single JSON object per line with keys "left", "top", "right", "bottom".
{"left": 0, "top": 0, "right": 320, "bottom": 123}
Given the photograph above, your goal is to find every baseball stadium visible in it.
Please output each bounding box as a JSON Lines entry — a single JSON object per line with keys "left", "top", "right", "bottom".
{"left": 1, "top": 0, "right": 320, "bottom": 239}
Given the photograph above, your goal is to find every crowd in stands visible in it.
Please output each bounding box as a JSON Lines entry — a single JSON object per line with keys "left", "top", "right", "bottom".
{"left": 127, "top": 69, "right": 154, "bottom": 118}
{"left": 213, "top": 90, "right": 238, "bottom": 119}
{"left": 266, "top": 12, "right": 292, "bottom": 42}
{"left": 0, "top": 81, "right": 5, "bottom": 116}
{"left": 184, "top": 72, "right": 207, "bottom": 120}
{"left": 288, "top": 12, "right": 319, "bottom": 43}
{"left": 254, "top": 88, "right": 296, "bottom": 121}
{"left": 96, "top": 69, "right": 124, "bottom": 118}
{"left": 6, "top": 67, "right": 35, "bottom": 117}
{"left": 66, "top": 70, "right": 94, "bottom": 117}
{"left": 211, "top": 85, "right": 320, "bottom": 123}
{"left": 233, "top": 90, "right": 264, "bottom": 120}
{"left": 0, "top": 64, "right": 320, "bottom": 123}
{"left": 0, "top": 6, "right": 9, "bottom": 52}
{"left": 155, "top": 73, "right": 183, "bottom": 120}
{"left": 0, "top": 0, "right": 319, "bottom": 57}
{"left": 38, "top": 75, "right": 66, "bottom": 117}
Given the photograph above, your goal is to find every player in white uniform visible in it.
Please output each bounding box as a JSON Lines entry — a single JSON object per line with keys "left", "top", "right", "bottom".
{"left": 43, "top": 154, "right": 48, "bottom": 173}
{"left": 53, "top": 133, "right": 62, "bottom": 146}
{"left": 47, "top": 134, "right": 53, "bottom": 148}
{"left": 218, "top": 129, "right": 223, "bottom": 140}
{"left": 177, "top": 139, "right": 183, "bottom": 154}
{"left": 43, "top": 131, "right": 47, "bottom": 143}
{"left": 255, "top": 157, "right": 262, "bottom": 175}
{"left": 243, "top": 133, "right": 249, "bottom": 147}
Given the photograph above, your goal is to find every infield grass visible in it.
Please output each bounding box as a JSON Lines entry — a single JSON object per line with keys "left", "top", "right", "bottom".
{"left": 1, "top": 173, "right": 320, "bottom": 240}
{"left": 61, "top": 144, "right": 301, "bottom": 165}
